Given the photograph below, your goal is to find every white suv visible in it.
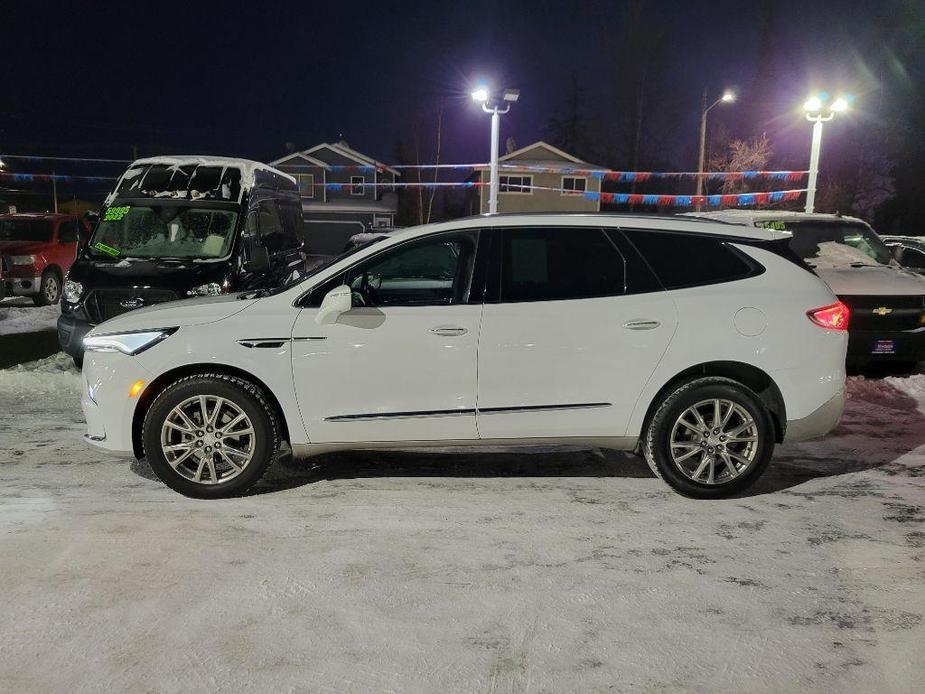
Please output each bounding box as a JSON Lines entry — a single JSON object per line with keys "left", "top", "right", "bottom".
{"left": 80, "top": 214, "right": 848, "bottom": 499}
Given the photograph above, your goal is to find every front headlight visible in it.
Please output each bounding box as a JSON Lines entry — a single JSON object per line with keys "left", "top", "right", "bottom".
{"left": 187, "top": 282, "right": 225, "bottom": 297}
{"left": 83, "top": 328, "right": 176, "bottom": 355}
{"left": 64, "top": 279, "right": 84, "bottom": 303}
{"left": 10, "top": 255, "right": 36, "bottom": 266}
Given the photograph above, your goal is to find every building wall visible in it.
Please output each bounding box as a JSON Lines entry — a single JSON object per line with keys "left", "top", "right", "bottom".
{"left": 478, "top": 170, "right": 601, "bottom": 214}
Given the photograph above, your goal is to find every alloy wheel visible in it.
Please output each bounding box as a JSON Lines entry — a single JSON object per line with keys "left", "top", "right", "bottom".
{"left": 669, "top": 398, "right": 759, "bottom": 485}
{"left": 159, "top": 395, "right": 256, "bottom": 485}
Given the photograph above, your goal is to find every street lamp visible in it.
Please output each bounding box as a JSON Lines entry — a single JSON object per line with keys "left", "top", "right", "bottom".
{"left": 472, "top": 84, "right": 519, "bottom": 214}
{"left": 803, "top": 93, "right": 851, "bottom": 213}
{"left": 696, "top": 88, "right": 736, "bottom": 202}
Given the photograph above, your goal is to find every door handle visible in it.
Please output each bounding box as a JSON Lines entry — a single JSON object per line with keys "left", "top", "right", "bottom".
{"left": 431, "top": 326, "right": 468, "bottom": 337}
{"left": 623, "top": 319, "right": 661, "bottom": 330}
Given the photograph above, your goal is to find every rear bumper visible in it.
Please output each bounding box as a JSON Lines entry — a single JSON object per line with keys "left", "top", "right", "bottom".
{"left": 57, "top": 314, "right": 94, "bottom": 358}
{"left": 847, "top": 328, "right": 925, "bottom": 363}
{"left": 3, "top": 273, "right": 41, "bottom": 296}
{"left": 783, "top": 389, "right": 846, "bottom": 443}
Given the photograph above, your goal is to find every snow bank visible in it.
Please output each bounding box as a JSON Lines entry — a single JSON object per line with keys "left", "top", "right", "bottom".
{"left": 0, "top": 352, "right": 80, "bottom": 394}
{"left": 0, "top": 298, "right": 60, "bottom": 336}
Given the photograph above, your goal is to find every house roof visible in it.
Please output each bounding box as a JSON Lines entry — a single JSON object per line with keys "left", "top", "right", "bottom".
{"left": 302, "top": 142, "right": 401, "bottom": 177}
{"left": 473, "top": 141, "right": 606, "bottom": 172}
{"left": 269, "top": 152, "right": 331, "bottom": 170}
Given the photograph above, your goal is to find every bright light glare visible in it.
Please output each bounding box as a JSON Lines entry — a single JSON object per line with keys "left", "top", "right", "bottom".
{"left": 803, "top": 95, "right": 824, "bottom": 113}
{"left": 0, "top": 158, "right": 5, "bottom": 169}
{"left": 831, "top": 96, "right": 849, "bottom": 112}
{"left": 471, "top": 87, "right": 489, "bottom": 103}
{"left": 721, "top": 90, "right": 736, "bottom": 103}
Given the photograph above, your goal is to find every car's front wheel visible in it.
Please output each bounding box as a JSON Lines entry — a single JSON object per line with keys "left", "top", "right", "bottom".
{"left": 643, "top": 377, "right": 774, "bottom": 498}
{"left": 33, "top": 270, "right": 61, "bottom": 306}
{"left": 143, "top": 373, "right": 280, "bottom": 498}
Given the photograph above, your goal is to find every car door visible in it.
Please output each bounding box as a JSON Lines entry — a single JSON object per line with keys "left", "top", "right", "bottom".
{"left": 291, "top": 229, "right": 484, "bottom": 443}
{"left": 476, "top": 226, "right": 677, "bottom": 440}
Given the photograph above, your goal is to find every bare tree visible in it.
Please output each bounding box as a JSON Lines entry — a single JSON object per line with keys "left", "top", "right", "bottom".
{"left": 709, "top": 133, "right": 772, "bottom": 194}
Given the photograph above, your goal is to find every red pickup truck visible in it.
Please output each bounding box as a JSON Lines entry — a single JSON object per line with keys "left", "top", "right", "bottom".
{"left": 0, "top": 213, "right": 91, "bottom": 305}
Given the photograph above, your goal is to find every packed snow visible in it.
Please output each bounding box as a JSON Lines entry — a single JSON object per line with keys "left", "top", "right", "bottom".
{"left": 0, "top": 297, "right": 60, "bottom": 336}
{"left": 1, "top": 353, "right": 923, "bottom": 692}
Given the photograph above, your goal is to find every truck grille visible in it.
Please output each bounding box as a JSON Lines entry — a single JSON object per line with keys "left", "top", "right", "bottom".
{"left": 88, "top": 288, "right": 180, "bottom": 323}
{"left": 839, "top": 295, "right": 925, "bottom": 332}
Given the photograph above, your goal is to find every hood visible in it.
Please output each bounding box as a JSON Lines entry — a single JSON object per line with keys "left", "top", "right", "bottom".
{"left": 815, "top": 265, "right": 925, "bottom": 296}
{"left": 67, "top": 256, "right": 229, "bottom": 289}
{"left": 88, "top": 293, "right": 259, "bottom": 335}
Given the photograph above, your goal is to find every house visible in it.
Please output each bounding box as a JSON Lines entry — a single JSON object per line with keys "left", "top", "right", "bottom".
{"left": 474, "top": 141, "right": 606, "bottom": 214}
{"left": 271, "top": 141, "right": 400, "bottom": 255}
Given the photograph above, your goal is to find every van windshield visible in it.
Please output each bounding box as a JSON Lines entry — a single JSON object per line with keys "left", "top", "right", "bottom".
{"left": 88, "top": 204, "right": 238, "bottom": 259}
{"left": 770, "top": 221, "right": 893, "bottom": 268}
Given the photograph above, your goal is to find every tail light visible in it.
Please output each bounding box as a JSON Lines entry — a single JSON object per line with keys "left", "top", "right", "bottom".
{"left": 807, "top": 301, "right": 850, "bottom": 330}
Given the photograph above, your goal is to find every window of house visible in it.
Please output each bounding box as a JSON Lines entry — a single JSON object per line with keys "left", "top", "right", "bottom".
{"left": 562, "top": 176, "right": 587, "bottom": 195}
{"left": 625, "top": 230, "right": 756, "bottom": 289}
{"left": 499, "top": 175, "right": 533, "bottom": 194}
{"left": 347, "top": 231, "right": 479, "bottom": 306}
{"left": 499, "top": 227, "right": 625, "bottom": 302}
{"left": 297, "top": 174, "right": 314, "bottom": 199}
{"left": 350, "top": 176, "right": 365, "bottom": 196}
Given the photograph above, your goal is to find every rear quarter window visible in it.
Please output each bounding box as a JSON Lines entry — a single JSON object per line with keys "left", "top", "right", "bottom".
{"left": 623, "top": 229, "right": 759, "bottom": 290}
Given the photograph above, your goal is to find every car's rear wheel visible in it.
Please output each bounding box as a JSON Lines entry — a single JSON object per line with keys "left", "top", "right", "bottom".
{"left": 643, "top": 377, "right": 774, "bottom": 498}
{"left": 143, "top": 373, "right": 279, "bottom": 498}
{"left": 33, "top": 270, "right": 61, "bottom": 306}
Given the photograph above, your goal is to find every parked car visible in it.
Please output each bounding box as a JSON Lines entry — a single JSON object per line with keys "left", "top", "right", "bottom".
{"left": 880, "top": 235, "right": 925, "bottom": 273}
{"left": 58, "top": 156, "right": 305, "bottom": 367}
{"left": 0, "top": 213, "right": 90, "bottom": 305}
{"left": 688, "top": 211, "right": 925, "bottom": 370}
{"left": 80, "top": 214, "right": 847, "bottom": 499}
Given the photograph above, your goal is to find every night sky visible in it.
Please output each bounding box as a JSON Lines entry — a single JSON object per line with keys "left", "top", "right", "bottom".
{"left": 1, "top": 0, "right": 920, "bottom": 181}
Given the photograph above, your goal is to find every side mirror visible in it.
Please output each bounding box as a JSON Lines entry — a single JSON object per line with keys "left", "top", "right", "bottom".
{"left": 315, "top": 285, "right": 353, "bottom": 325}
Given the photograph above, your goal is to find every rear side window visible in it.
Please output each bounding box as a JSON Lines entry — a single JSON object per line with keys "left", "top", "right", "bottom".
{"left": 58, "top": 221, "right": 80, "bottom": 242}
{"left": 624, "top": 230, "right": 757, "bottom": 290}
{"left": 500, "top": 227, "right": 625, "bottom": 302}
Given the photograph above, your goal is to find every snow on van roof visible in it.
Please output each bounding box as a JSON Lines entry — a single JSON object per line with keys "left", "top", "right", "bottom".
{"left": 130, "top": 156, "right": 295, "bottom": 187}
{"left": 684, "top": 209, "right": 868, "bottom": 226}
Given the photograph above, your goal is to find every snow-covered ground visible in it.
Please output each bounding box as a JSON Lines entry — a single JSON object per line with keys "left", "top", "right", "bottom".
{"left": 0, "top": 296, "right": 60, "bottom": 336}
{"left": 1, "top": 355, "right": 923, "bottom": 693}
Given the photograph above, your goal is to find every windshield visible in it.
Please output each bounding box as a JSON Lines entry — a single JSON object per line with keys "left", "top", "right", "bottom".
{"left": 0, "top": 219, "right": 53, "bottom": 243}
{"left": 88, "top": 204, "right": 238, "bottom": 259}
{"left": 767, "top": 221, "right": 893, "bottom": 267}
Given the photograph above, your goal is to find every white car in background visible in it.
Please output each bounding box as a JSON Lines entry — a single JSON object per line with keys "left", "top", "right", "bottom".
{"left": 80, "top": 214, "right": 848, "bottom": 499}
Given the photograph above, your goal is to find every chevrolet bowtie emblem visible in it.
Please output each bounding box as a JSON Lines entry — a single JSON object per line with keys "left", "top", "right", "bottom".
{"left": 873, "top": 307, "right": 893, "bottom": 316}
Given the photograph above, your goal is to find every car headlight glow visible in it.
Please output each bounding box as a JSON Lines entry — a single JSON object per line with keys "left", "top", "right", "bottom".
{"left": 10, "top": 255, "right": 36, "bottom": 266}
{"left": 64, "top": 279, "right": 84, "bottom": 303}
{"left": 83, "top": 328, "right": 177, "bottom": 355}
{"left": 187, "top": 282, "right": 225, "bottom": 297}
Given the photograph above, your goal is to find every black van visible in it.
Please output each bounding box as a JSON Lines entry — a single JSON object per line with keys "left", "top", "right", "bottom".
{"left": 58, "top": 156, "right": 305, "bottom": 366}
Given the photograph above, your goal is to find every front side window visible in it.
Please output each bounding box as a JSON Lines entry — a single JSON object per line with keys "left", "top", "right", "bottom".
{"left": 88, "top": 204, "right": 238, "bottom": 259}
{"left": 900, "top": 246, "right": 925, "bottom": 270}
{"left": 58, "top": 220, "right": 80, "bottom": 243}
{"left": 499, "top": 175, "right": 533, "bottom": 194}
{"left": 499, "top": 227, "right": 625, "bottom": 302}
{"left": 0, "top": 219, "right": 53, "bottom": 242}
{"left": 347, "top": 232, "right": 478, "bottom": 306}
{"left": 625, "top": 230, "right": 755, "bottom": 290}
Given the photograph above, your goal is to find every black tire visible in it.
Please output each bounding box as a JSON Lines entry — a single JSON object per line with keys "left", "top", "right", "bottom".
{"left": 33, "top": 270, "right": 61, "bottom": 306}
{"left": 643, "top": 377, "right": 775, "bottom": 498}
{"left": 142, "top": 373, "right": 280, "bottom": 498}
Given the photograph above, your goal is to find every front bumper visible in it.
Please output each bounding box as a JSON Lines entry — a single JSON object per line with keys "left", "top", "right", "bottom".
{"left": 783, "top": 389, "right": 846, "bottom": 443}
{"left": 81, "top": 350, "right": 152, "bottom": 457}
{"left": 847, "top": 328, "right": 925, "bottom": 364}
{"left": 57, "top": 314, "right": 94, "bottom": 358}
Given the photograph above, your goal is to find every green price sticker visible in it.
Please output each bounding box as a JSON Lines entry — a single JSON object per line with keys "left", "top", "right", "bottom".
{"left": 103, "top": 205, "right": 131, "bottom": 221}
{"left": 761, "top": 221, "right": 788, "bottom": 231}
{"left": 93, "top": 242, "right": 120, "bottom": 257}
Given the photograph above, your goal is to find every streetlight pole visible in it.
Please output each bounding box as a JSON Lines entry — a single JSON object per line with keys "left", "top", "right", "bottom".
{"left": 472, "top": 85, "right": 519, "bottom": 215}
{"left": 696, "top": 88, "right": 736, "bottom": 208}
{"left": 802, "top": 94, "right": 849, "bottom": 214}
